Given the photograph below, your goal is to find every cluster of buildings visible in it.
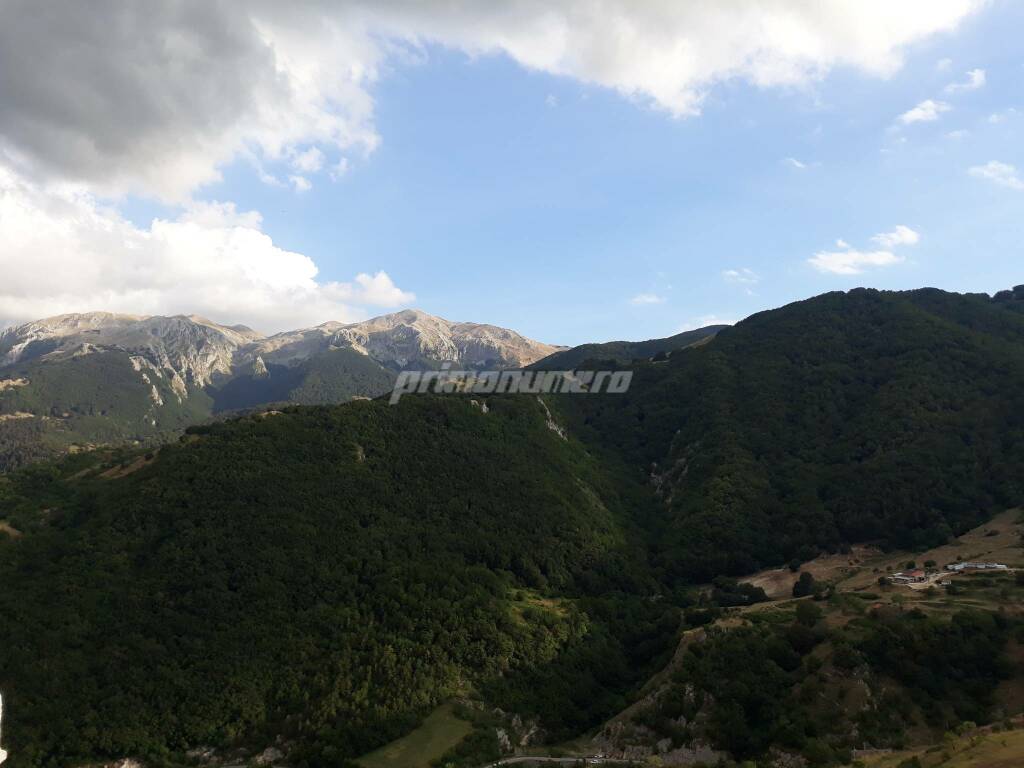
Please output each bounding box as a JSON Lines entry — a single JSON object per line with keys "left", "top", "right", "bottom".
{"left": 945, "top": 561, "right": 1008, "bottom": 572}
{"left": 889, "top": 569, "right": 927, "bottom": 584}
{"left": 887, "top": 561, "right": 1010, "bottom": 585}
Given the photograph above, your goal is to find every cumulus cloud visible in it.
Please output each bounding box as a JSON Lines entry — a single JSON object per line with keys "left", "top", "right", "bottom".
{"left": 871, "top": 224, "right": 920, "bottom": 248}
{"left": 630, "top": 293, "right": 667, "bottom": 306}
{"left": 969, "top": 161, "right": 1024, "bottom": 190}
{"left": 0, "top": 165, "right": 414, "bottom": 332}
{"left": 291, "top": 147, "right": 326, "bottom": 173}
{"left": 0, "top": 0, "right": 985, "bottom": 200}
{"left": 722, "top": 268, "right": 759, "bottom": 285}
{"left": 0, "top": 1, "right": 383, "bottom": 202}
{"left": 897, "top": 99, "right": 951, "bottom": 124}
{"left": 809, "top": 225, "right": 919, "bottom": 275}
{"left": 944, "top": 67, "right": 985, "bottom": 93}
{"left": 330, "top": 272, "right": 416, "bottom": 307}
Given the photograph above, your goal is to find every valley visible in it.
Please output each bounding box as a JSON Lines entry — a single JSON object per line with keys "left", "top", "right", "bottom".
{"left": 1, "top": 286, "right": 1024, "bottom": 767}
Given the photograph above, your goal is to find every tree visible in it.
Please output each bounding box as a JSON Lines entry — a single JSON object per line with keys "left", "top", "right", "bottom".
{"left": 793, "top": 572, "right": 816, "bottom": 598}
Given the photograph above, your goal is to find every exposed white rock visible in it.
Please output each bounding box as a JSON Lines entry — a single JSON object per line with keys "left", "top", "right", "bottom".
{"left": 251, "top": 355, "right": 269, "bottom": 378}
{"left": 536, "top": 397, "right": 566, "bottom": 440}
{"left": 0, "top": 412, "right": 34, "bottom": 422}
{"left": 0, "top": 310, "right": 564, "bottom": 402}
{"left": 0, "top": 313, "right": 264, "bottom": 394}
{"left": 0, "top": 377, "right": 29, "bottom": 391}
{"left": 246, "top": 309, "right": 563, "bottom": 370}
{"left": 254, "top": 746, "right": 284, "bottom": 765}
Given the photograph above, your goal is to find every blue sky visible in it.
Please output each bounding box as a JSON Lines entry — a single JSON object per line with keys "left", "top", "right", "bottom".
{"left": 2, "top": 1, "right": 1021, "bottom": 344}
{"left": 205, "top": 3, "right": 1023, "bottom": 345}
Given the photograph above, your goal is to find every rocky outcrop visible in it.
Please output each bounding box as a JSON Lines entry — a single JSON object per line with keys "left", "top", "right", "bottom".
{"left": 0, "top": 312, "right": 259, "bottom": 391}
{"left": 0, "top": 310, "right": 562, "bottom": 388}
{"left": 246, "top": 309, "right": 564, "bottom": 370}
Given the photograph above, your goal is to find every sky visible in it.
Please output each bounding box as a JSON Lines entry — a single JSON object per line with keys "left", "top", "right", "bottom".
{"left": 0, "top": 1, "right": 1021, "bottom": 346}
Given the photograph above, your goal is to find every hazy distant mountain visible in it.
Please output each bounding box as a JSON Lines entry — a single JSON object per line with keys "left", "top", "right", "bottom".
{"left": 0, "top": 309, "right": 563, "bottom": 469}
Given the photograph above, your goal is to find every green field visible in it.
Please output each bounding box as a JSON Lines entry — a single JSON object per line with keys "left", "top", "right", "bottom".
{"left": 357, "top": 703, "right": 473, "bottom": 768}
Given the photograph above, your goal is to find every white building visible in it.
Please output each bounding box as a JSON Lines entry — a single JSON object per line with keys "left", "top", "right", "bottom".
{"left": 945, "top": 562, "right": 1008, "bottom": 572}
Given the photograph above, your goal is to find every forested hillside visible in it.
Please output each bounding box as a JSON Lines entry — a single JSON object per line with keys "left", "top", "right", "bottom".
{"left": 2, "top": 286, "right": 1024, "bottom": 767}
{"left": 0, "top": 351, "right": 213, "bottom": 471}
{"left": 549, "top": 286, "right": 1024, "bottom": 580}
{"left": 0, "top": 396, "right": 675, "bottom": 767}
{"left": 528, "top": 324, "right": 724, "bottom": 369}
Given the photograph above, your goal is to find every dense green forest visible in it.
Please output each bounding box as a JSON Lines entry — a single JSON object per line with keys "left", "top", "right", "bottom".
{"left": 547, "top": 286, "right": 1024, "bottom": 580}
{"left": 0, "top": 396, "right": 675, "bottom": 766}
{"left": 0, "top": 351, "right": 213, "bottom": 471}
{"left": 527, "top": 324, "right": 725, "bottom": 370}
{"left": 2, "top": 286, "right": 1024, "bottom": 766}
{"left": 0, "top": 345, "right": 398, "bottom": 472}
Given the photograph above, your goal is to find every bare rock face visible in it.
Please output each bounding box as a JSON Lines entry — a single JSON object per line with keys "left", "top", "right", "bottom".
{"left": 247, "top": 309, "right": 564, "bottom": 370}
{"left": 0, "top": 309, "right": 564, "bottom": 405}
{"left": 0, "top": 312, "right": 262, "bottom": 391}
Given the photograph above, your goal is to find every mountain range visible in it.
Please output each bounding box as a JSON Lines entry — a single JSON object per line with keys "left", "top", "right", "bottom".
{"left": 0, "top": 309, "right": 572, "bottom": 469}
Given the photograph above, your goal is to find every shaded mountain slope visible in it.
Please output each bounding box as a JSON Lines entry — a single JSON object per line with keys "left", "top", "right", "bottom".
{"left": 0, "top": 395, "right": 668, "bottom": 766}
{"left": 528, "top": 324, "right": 725, "bottom": 370}
{"left": 551, "top": 286, "right": 1024, "bottom": 580}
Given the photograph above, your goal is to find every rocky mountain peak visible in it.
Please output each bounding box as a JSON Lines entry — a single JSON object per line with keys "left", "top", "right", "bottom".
{"left": 1, "top": 309, "right": 564, "bottom": 387}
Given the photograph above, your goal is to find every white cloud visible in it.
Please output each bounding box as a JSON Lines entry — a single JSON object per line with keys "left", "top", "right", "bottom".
{"left": 0, "top": 1, "right": 985, "bottom": 201}
{"left": 678, "top": 314, "right": 736, "bottom": 332}
{"left": 987, "top": 108, "right": 1018, "bottom": 124}
{"left": 945, "top": 129, "right": 970, "bottom": 139}
{"left": 291, "top": 147, "right": 325, "bottom": 173}
{"left": 871, "top": 224, "right": 920, "bottom": 248}
{"left": 545, "top": 93, "right": 559, "bottom": 108}
{"left": 808, "top": 247, "right": 903, "bottom": 275}
{"left": 289, "top": 175, "right": 312, "bottom": 193}
{"left": 809, "top": 226, "right": 918, "bottom": 275}
{"left": 722, "top": 268, "right": 759, "bottom": 285}
{"left": 897, "top": 99, "right": 952, "bottom": 124}
{"left": 630, "top": 293, "right": 666, "bottom": 305}
{"left": 969, "top": 161, "right": 1024, "bottom": 190}
{"left": 785, "top": 157, "right": 807, "bottom": 169}
{"left": 936, "top": 57, "right": 953, "bottom": 72}
{"left": 0, "top": 165, "right": 414, "bottom": 332}
{"left": 178, "top": 200, "right": 264, "bottom": 229}
{"left": 329, "top": 271, "right": 416, "bottom": 307}
{"left": 0, "top": 2, "right": 384, "bottom": 202}
{"left": 330, "top": 157, "right": 351, "bottom": 181}
{"left": 944, "top": 67, "right": 985, "bottom": 93}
